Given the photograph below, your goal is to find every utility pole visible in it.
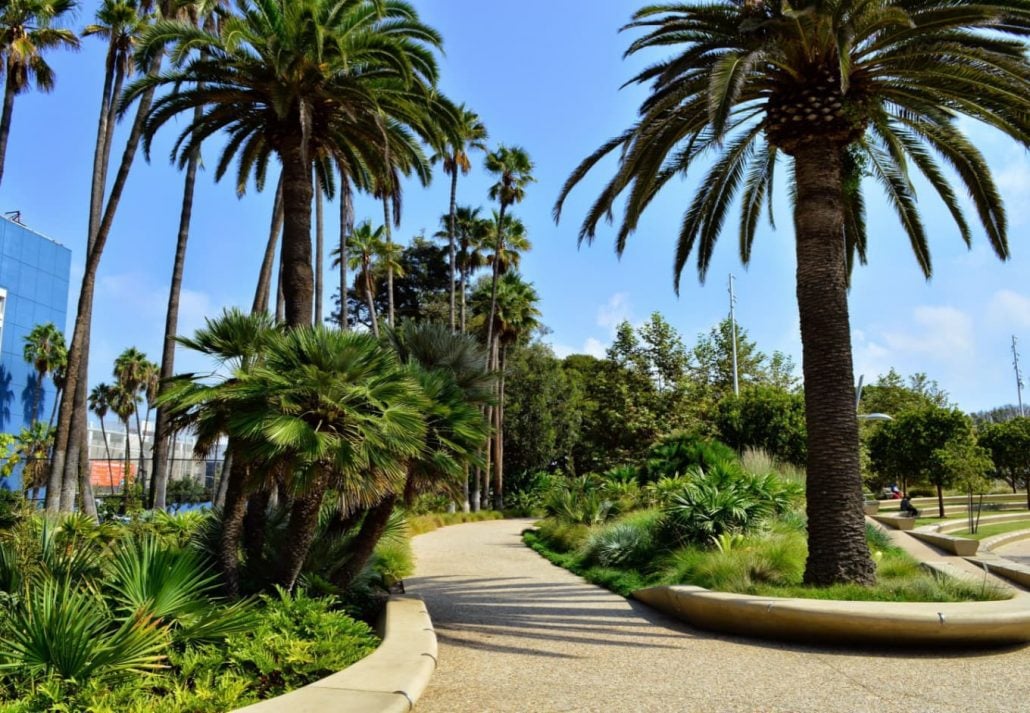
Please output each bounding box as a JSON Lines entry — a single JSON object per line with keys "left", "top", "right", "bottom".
{"left": 729, "top": 274, "right": 739, "bottom": 397}
{"left": 1013, "top": 336, "right": 1025, "bottom": 417}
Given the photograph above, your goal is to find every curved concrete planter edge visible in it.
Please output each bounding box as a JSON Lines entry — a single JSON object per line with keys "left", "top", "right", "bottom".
{"left": 233, "top": 596, "right": 437, "bottom": 713}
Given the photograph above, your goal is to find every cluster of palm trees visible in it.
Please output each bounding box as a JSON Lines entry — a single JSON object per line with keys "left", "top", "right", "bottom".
{"left": 0, "top": 0, "right": 543, "bottom": 593}
{"left": 88, "top": 347, "right": 158, "bottom": 508}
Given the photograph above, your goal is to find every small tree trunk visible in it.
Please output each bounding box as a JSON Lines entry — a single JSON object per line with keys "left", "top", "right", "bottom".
{"left": 253, "top": 177, "right": 284, "bottom": 314}
{"left": 0, "top": 63, "right": 18, "bottom": 188}
{"left": 936, "top": 483, "right": 946, "bottom": 519}
{"left": 277, "top": 471, "right": 329, "bottom": 591}
{"left": 219, "top": 457, "right": 248, "bottom": 598}
{"left": 47, "top": 387, "right": 61, "bottom": 429}
{"left": 214, "top": 450, "right": 233, "bottom": 509}
{"left": 314, "top": 176, "right": 324, "bottom": 325}
{"left": 364, "top": 259, "right": 379, "bottom": 337}
{"left": 493, "top": 340, "right": 505, "bottom": 510}
{"left": 338, "top": 176, "right": 352, "bottom": 330}
{"left": 382, "top": 197, "right": 395, "bottom": 328}
{"left": 448, "top": 169, "right": 458, "bottom": 332}
{"left": 77, "top": 437, "right": 98, "bottom": 521}
{"left": 243, "top": 488, "right": 271, "bottom": 568}
{"left": 470, "top": 465, "right": 480, "bottom": 513}
{"left": 332, "top": 493, "right": 396, "bottom": 591}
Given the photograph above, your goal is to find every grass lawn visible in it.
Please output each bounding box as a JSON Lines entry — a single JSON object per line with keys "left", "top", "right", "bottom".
{"left": 948, "top": 519, "right": 1030, "bottom": 541}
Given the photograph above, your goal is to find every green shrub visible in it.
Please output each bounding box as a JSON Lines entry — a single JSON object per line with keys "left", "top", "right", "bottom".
{"left": 543, "top": 481, "right": 614, "bottom": 525}
{"left": 535, "top": 518, "right": 591, "bottom": 553}
{"left": 642, "top": 432, "right": 737, "bottom": 483}
{"left": 581, "top": 510, "right": 663, "bottom": 569}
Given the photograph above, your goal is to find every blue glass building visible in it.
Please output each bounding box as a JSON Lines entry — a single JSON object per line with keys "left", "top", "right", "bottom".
{"left": 0, "top": 215, "right": 72, "bottom": 487}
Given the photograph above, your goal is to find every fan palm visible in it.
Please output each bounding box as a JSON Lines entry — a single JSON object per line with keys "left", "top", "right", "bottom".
{"left": 433, "top": 105, "right": 489, "bottom": 331}
{"left": 114, "top": 347, "right": 157, "bottom": 493}
{"left": 483, "top": 146, "right": 535, "bottom": 356}
{"left": 484, "top": 211, "right": 531, "bottom": 276}
{"left": 132, "top": 0, "right": 452, "bottom": 329}
{"left": 555, "top": 0, "right": 1030, "bottom": 585}
{"left": 22, "top": 322, "right": 66, "bottom": 426}
{"left": 333, "top": 220, "right": 387, "bottom": 336}
{"left": 434, "top": 206, "right": 490, "bottom": 332}
{"left": 89, "top": 383, "right": 118, "bottom": 495}
{"left": 108, "top": 383, "right": 141, "bottom": 509}
{"left": 0, "top": 0, "right": 79, "bottom": 187}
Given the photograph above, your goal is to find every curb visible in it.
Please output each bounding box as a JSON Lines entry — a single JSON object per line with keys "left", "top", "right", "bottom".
{"left": 233, "top": 596, "right": 437, "bottom": 713}
{"left": 981, "top": 528, "right": 1030, "bottom": 553}
{"left": 633, "top": 585, "right": 1030, "bottom": 647}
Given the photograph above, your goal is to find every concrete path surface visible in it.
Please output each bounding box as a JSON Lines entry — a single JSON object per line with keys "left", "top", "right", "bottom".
{"left": 408, "top": 518, "right": 1030, "bottom": 713}
{"left": 997, "top": 536, "right": 1030, "bottom": 567}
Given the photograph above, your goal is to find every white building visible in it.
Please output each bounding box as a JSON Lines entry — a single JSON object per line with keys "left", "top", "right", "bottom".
{"left": 87, "top": 419, "right": 220, "bottom": 492}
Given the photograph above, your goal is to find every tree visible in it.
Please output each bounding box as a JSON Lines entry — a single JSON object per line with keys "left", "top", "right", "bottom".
{"left": 164, "top": 322, "right": 426, "bottom": 592}
{"left": 716, "top": 385, "right": 807, "bottom": 466}
{"left": 979, "top": 417, "right": 1030, "bottom": 507}
{"left": 88, "top": 383, "right": 118, "bottom": 495}
{"left": 934, "top": 435, "right": 993, "bottom": 534}
{"left": 337, "top": 221, "right": 386, "bottom": 336}
{"left": 868, "top": 405, "right": 972, "bottom": 517}
{"left": 0, "top": 0, "right": 79, "bottom": 187}
{"left": 22, "top": 322, "right": 65, "bottom": 426}
{"left": 555, "top": 2, "right": 1030, "bottom": 586}
{"left": 108, "top": 382, "right": 140, "bottom": 511}
{"left": 484, "top": 212, "right": 531, "bottom": 276}
{"left": 113, "top": 347, "right": 156, "bottom": 495}
{"left": 484, "top": 146, "right": 534, "bottom": 357}
{"left": 433, "top": 206, "right": 489, "bottom": 332}
{"left": 858, "top": 368, "right": 950, "bottom": 417}
{"left": 432, "top": 105, "right": 488, "bottom": 331}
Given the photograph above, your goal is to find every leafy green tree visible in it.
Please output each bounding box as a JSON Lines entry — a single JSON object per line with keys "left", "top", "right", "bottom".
{"left": 716, "top": 385, "right": 807, "bottom": 466}
{"left": 432, "top": 105, "right": 488, "bottom": 331}
{"left": 22, "top": 322, "right": 66, "bottom": 426}
{"left": 868, "top": 405, "right": 972, "bottom": 517}
{"left": 555, "top": 1, "right": 1030, "bottom": 585}
{"left": 979, "top": 417, "right": 1030, "bottom": 507}
{"left": 933, "top": 435, "right": 993, "bottom": 534}
{"left": 503, "top": 344, "right": 583, "bottom": 490}
{"left": 859, "top": 368, "right": 950, "bottom": 417}
{"left": 0, "top": 0, "right": 79, "bottom": 186}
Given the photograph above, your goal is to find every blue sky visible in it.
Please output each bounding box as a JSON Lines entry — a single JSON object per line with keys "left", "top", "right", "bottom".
{"left": 2, "top": 0, "right": 1028, "bottom": 413}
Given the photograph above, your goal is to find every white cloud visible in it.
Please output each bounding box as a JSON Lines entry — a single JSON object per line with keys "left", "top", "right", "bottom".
{"left": 880, "top": 306, "right": 974, "bottom": 358}
{"left": 988, "top": 290, "right": 1030, "bottom": 330}
{"left": 596, "top": 292, "right": 632, "bottom": 333}
{"left": 550, "top": 337, "right": 606, "bottom": 359}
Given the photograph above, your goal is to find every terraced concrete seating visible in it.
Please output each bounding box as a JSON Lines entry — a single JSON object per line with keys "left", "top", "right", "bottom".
{"left": 967, "top": 556, "right": 1030, "bottom": 589}
{"left": 873, "top": 514, "right": 917, "bottom": 530}
{"left": 234, "top": 596, "right": 437, "bottom": 713}
{"left": 909, "top": 530, "right": 979, "bottom": 556}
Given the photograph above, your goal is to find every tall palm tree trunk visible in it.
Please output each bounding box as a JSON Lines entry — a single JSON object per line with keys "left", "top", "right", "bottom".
{"left": 314, "top": 175, "right": 324, "bottom": 325}
{"left": 47, "top": 52, "right": 165, "bottom": 514}
{"left": 87, "top": 46, "right": 117, "bottom": 238}
{"left": 793, "top": 142, "right": 875, "bottom": 587}
{"left": 99, "top": 417, "right": 115, "bottom": 496}
{"left": 382, "top": 197, "right": 395, "bottom": 327}
{"left": 331, "top": 493, "right": 396, "bottom": 591}
{"left": 121, "top": 417, "right": 134, "bottom": 510}
{"left": 485, "top": 204, "right": 506, "bottom": 356}
{"left": 0, "top": 61, "right": 18, "bottom": 188}
{"left": 47, "top": 387, "right": 61, "bottom": 429}
{"left": 364, "top": 260, "right": 379, "bottom": 337}
{"left": 253, "top": 177, "right": 284, "bottom": 313}
{"left": 338, "top": 178, "right": 352, "bottom": 330}
{"left": 493, "top": 340, "right": 505, "bottom": 509}
{"left": 460, "top": 265, "right": 468, "bottom": 333}
{"left": 219, "top": 455, "right": 248, "bottom": 598}
{"left": 448, "top": 170, "right": 458, "bottom": 332}
{"left": 278, "top": 470, "right": 328, "bottom": 590}
{"left": 152, "top": 103, "right": 204, "bottom": 511}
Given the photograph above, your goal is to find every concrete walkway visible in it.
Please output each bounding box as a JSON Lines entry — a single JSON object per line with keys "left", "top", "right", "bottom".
{"left": 409, "top": 519, "right": 1030, "bottom": 713}
{"left": 997, "top": 537, "right": 1030, "bottom": 566}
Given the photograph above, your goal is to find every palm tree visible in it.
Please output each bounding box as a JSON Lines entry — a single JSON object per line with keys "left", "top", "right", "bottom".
{"left": 432, "top": 106, "right": 489, "bottom": 331}
{"left": 108, "top": 383, "right": 140, "bottom": 510}
{"left": 22, "top": 322, "right": 66, "bottom": 426}
{"left": 164, "top": 321, "right": 426, "bottom": 592}
{"left": 335, "top": 221, "right": 386, "bottom": 337}
{"left": 88, "top": 383, "right": 117, "bottom": 495}
{"left": 434, "top": 206, "right": 489, "bottom": 333}
{"left": 483, "top": 146, "right": 534, "bottom": 358}
{"left": 0, "top": 0, "right": 79, "bottom": 187}
{"left": 133, "top": 0, "right": 452, "bottom": 330}
{"left": 114, "top": 347, "right": 156, "bottom": 496}
{"left": 158, "top": 308, "right": 277, "bottom": 595}
{"left": 554, "top": 1, "right": 1030, "bottom": 586}
{"left": 11, "top": 422, "right": 53, "bottom": 501}
{"left": 484, "top": 212, "right": 531, "bottom": 277}
{"left": 471, "top": 273, "right": 540, "bottom": 509}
